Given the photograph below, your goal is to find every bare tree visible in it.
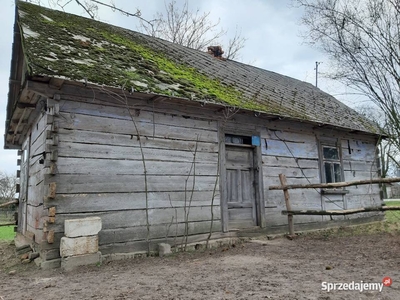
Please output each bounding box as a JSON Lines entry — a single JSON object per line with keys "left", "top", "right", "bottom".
{"left": 139, "top": 0, "right": 246, "bottom": 60}
{"left": 25, "top": 0, "right": 246, "bottom": 59}
{"left": 0, "top": 172, "right": 17, "bottom": 203}
{"left": 296, "top": 0, "right": 400, "bottom": 156}
{"left": 24, "top": 0, "right": 145, "bottom": 21}
{"left": 357, "top": 105, "right": 400, "bottom": 177}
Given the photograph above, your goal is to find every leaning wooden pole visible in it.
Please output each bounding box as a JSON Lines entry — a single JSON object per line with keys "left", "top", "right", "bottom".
{"left": 279, "top": 174, "right": 295, "bottom": 236}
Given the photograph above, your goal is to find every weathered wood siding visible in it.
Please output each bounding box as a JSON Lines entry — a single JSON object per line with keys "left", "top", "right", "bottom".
{"left": 262, "top": 133, "right": 323, "bottom": 225}
{"left": 21, "top": 112, "right": 50, "bottom": 243}
{"left": 44, "top": 95, "right": 220, "bottom": 254}
{"left": 260, "top": 122, "right": 381, "bottom": 226}
{"left": 340, "top": 138, "right": 381, "bottom": 220}
{"left": 21, "top": 82, "right": 381, "bottom": 257}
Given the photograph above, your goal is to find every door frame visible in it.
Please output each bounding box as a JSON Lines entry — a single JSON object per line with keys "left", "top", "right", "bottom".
{"left": 218, "top": 125, "right": 266, "bottom": 232}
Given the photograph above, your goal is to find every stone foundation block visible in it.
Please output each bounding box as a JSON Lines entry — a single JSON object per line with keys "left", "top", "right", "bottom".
{"left": 158, "top": 243, "right": 172, "bottom": 257}
{"left": 61, "top": 252, "right": 102, "bottom": 271}
{"left": 64, "top": 217, "right": 102, "bottom": 238}
{"left": 36, "top": 258, "right": 61, "bottom": 269}
{"left": 60, "top": 235, "right": 98, "bottom": 258}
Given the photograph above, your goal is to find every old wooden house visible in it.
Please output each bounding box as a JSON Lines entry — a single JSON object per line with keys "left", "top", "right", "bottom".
{"left": 5, "top": 2, "right": 383, "bottom": 264}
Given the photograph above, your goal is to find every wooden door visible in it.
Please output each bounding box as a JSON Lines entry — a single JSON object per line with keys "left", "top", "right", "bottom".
{"left": 225, "top": 145, "right": 257, "bottom": 229}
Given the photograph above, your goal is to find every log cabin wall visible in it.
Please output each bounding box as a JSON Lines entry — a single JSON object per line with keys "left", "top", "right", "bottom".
{"left": 18, "top": 110, "right": 51, "bottom": 246}
{"left": 217, "top": 111, "right": 381, "bottom": 230}
{"left": 20, "top": 82, "right": 382, "bottom": 259}
{"left": 4, "top": 3, "right": 385, "bottom": 266}
{"left": 42, "top": 86, "right": 221, "bottom": 256}
{"left": 260, "top": 120, "right": 381, "bottom": 227}
{"left": 15, "top": 98, "right": 61, "bottom": 259}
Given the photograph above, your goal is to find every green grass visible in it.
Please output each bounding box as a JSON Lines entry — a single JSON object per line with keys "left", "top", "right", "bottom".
{"left": 385, "top": 201, "right": 400, "bottom": 223}
{"left": 0, "top": 226, "right": 15, "bottom": 241}
{"left": 300, "top": 201, "right": 400, "bottom": 240}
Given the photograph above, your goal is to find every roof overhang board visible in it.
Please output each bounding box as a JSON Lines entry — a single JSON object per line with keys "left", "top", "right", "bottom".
{"left": 5, "top": 88, "right": 43, "bottom": 149}
{"left": 5, "top": 8, "right": 26, "bottom": 149}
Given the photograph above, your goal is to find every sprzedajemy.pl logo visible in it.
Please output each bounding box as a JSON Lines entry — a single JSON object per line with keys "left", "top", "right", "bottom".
{"left": 321, "top": 277, "right": 392, "bottom": 293}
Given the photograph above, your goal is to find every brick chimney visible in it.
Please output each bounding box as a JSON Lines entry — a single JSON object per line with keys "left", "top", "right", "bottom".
{"left": 207, "top": 46, "right": 226, "bottom": 60}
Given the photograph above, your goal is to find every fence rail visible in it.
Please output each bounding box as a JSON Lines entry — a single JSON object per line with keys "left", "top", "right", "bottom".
{"left": 0, "top": 200, "right": 18, "bottom": 209}
{"left": 273, "top": 175, "right": 400, "bottom": 237}
{"left": 282, "top": 206, "right": 400, "bottom": 216}
{"left": 269, "top": 177, "right": 400, "bottom": 191}
{"left": 0, "top": 199, "right": 18, "bottom": 228}
{"left": 0, "top": 222, "right": 16, "bottom": 227}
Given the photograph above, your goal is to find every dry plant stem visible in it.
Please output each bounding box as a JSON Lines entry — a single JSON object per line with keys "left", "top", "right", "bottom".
{"left": 182, "top": 137, "right": 199, "bottom": 251}
{"left": 125, "top": 106, "right": 151, "bottom": 256}
{"left": 205, "top": 112, "right": 231, "bottom": 248}
{"left": 168, "top": 194, "right": 178, "bottom": 250}
{"left": 206, "top": 149, "right": 220, "bottom": 249}
{"left": 95, "top": 86, "right": 151, "bottom": 255}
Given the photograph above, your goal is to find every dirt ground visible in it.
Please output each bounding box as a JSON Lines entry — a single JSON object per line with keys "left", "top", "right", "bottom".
{"left": 0, "top": 230, "right": 399, "bottom": 300}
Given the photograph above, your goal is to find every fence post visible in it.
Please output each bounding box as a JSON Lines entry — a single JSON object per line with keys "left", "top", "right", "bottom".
{"left": 279, "top": 174, "right": 295, "bottom": 236}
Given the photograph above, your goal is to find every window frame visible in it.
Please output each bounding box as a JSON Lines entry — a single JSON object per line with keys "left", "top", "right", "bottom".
{"left": 318, "top": 137, "right": 347, "bottom": 193}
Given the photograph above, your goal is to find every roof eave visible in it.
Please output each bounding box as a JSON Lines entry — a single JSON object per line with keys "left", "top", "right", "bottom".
{"left": 5, "top": 7, "right": 24, "bottom": 149}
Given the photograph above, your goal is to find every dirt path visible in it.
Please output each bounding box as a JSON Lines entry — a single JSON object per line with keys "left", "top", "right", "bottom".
{"left": 0, "top": 232, "right": 399, "bottom": 300}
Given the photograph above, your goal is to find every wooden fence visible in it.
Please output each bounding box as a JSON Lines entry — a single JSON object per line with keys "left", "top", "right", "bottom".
{"left": 0, "top": 200, "right": 18, "bottom": 227}
{"left": 269, "top": 175, "right": 400, "bottom": 236}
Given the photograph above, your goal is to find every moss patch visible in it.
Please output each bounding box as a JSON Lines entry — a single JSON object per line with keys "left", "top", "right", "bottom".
{"left": 17, "top": 2, "right": 299, "bottom": 117}
{"left": 19, "top": 4, "right": 224, "bottom": 104}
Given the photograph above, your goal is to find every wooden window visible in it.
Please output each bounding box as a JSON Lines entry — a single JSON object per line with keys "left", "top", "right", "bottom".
{"left": 225, "top": 134, "right": 252, "bottom": 145}
{"left": 319, "top": 139, "right": 344, "bottom": 184}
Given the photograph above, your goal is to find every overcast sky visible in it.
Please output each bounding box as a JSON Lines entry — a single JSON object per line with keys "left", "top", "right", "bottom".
{"left": 0, "top": 0, "right": 363, "bottom": 174}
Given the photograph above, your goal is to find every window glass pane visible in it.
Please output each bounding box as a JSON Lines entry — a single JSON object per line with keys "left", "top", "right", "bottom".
{"left": 225, "top": 136, "right": 232, "bottom": 143}
{"left": 232, "top": 136, "right": 243, "bottom": 144}
{"left": 334, "top": 163, "right": 342, "bottom": 182}
{"left": 323, "top": 147, "right": 339, "bottom": 160}
{"left": 324, "top": 162, "right": 333, "bottom": 183}
{"left": 225, "top": 134, "right": 252, "bottom": 145}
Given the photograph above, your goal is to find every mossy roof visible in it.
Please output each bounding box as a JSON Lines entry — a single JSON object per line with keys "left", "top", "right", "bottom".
{"left": 15, "top": 1, "right": 379, "bottom": 134}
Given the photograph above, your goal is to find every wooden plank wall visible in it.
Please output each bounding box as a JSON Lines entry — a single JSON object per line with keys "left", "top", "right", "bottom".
{"left": 24, "top": 111, "right": 50, "bottom": 244}
{"left": 24, "top": 82, "right": 382, "bottom": 256}
{"left": 259, "top": 122, "right": 381, "bottom": 225}
{"left": 341, "top": 138, "right": 381, "bottom": 220}
{"left": 43, "top": 95, "right": 221, "bottom": 255}
{"left": 260, "top": 126, "right": 323, "bottom": 225}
